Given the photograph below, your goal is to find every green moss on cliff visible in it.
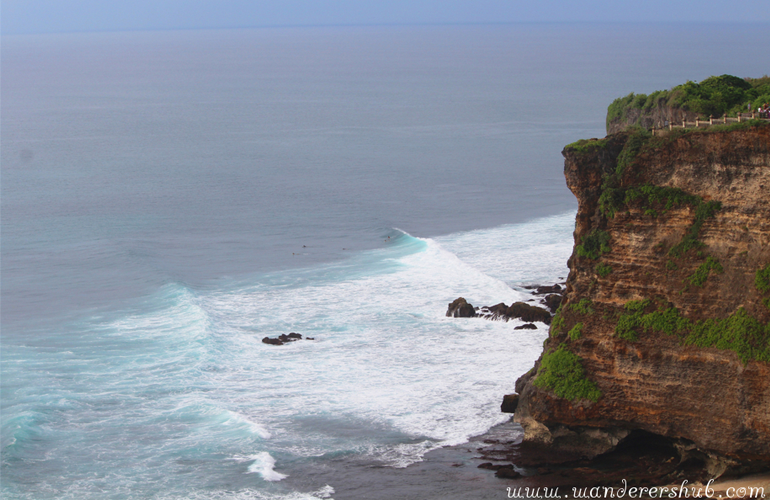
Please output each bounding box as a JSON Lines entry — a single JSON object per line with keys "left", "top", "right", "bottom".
{"left": 571, "top": 299, "right": 595, "bottom": 316}
{"left": 756, "top": 264, "right": 770, "bottom": 294}
{"left": 534, "top": 345, "right": 601, "bottom": 402}
{"left": 550, "top": 305, "right": 565, "bottom": 337}
{"left": 568, "top": 322, "right": 584, "bottom": 341}
{"left": 668, "top": 200, "right": 721, "bottom": 258}
{"left": 576, "top": 230, "right": 611, "bottom": 260}
{"left": 615, "top": 128, "right": 651, "bottom": 176}
{"left": 624, "top": 184, "right": 699, "bottom": 213}
{"left": 564, "top": 138, "right": 608, "bottom": 155}
{"left": 614, "top": 299, "right": 652, "bottom": 341}
{"left": 595, "top": 262, "right": 613, "bottom": 277}
{"left": 687, "top": 256, "right": 724, "bottom": 287}
{"left": 614, "top": 299, "right": 770, "bottom": 363}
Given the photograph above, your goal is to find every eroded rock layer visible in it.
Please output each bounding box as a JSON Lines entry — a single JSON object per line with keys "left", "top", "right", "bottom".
{"left": 514, "top": 124, "right": 770, "bottom": 474}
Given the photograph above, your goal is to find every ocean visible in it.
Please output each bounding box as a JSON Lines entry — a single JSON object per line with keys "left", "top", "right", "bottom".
{"left": 2, "top": 23, "right": 768, "bottom": 499}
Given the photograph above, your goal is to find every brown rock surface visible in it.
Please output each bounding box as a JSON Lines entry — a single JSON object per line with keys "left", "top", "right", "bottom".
{"left": 514, "top": 124, "right": 770, "bottom": 474}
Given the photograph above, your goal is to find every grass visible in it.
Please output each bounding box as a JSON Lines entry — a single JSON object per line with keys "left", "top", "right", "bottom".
{"left": 533, "top": 345, "right": 602, "bottom": 402}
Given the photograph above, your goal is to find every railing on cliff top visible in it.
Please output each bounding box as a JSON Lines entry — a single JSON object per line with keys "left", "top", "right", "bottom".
{"left": 650, "top": 112, "right": 770, "bottom": 136}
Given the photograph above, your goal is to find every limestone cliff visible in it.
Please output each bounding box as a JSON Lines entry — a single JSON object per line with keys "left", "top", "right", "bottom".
{"left": 513, "top": 123, "right": 770, "bottom": 476}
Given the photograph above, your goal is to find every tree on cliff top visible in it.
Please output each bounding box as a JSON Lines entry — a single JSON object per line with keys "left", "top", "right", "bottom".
{"left": 606, "top": 75, "right": 770, "bottom": 132}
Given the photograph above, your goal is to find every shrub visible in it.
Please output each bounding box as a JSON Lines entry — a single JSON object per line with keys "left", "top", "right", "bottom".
{"left": 565, "top": 138, "right": 608, "bottom": 155}
{"left": 571, "top": 299, "right": 595, "bottom": 316}
{"left": 756, "top": 264, "right": 770, "bottom": 294}
{"left": 568, "top": 323, "right": 584, "bottom": 341}
{"left": 576, "top": 230, "right": 611, "bottom": 260}
{"left": 595, "top": 262, "right": 613, "bottom": 277}
{"left": 614, "top": 299, "right": 770, "bottom": 363}
{"left": 534, "top": 345, "right": 602, "bottom": 402}
{"left": 687, "top": 256, "right": 724, "bottom": 287}
{"left": 615, "top": 128, "right": 651, "bottom": 176}
{"left": 550, "top": 305, "right": 565, "bottom": 337}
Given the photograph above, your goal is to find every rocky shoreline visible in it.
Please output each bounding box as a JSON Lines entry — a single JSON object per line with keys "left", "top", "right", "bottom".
{"left": 446, "top": 281, "right": 564, "bottom": 325}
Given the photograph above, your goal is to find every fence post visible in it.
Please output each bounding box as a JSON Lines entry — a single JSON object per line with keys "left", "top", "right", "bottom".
{"left": 709, "top": 115, "right": 713, "bottom": 125}
{"left": 695, "top": 118, "right": 700, "bottom": 127}
{"left": 739, "top": 114, "right": 742, "bottom": 123}
{"left": 669, "top": 122, "right": 673, "bottom": 131}
{"left": 723, "top": 114, "right": 727, "bottom": 124}
{"left": 752, "top": 111, "right": 756, "bottom": 119}
{"left": 683, "top": 118, "right": 686, "bottom": 128}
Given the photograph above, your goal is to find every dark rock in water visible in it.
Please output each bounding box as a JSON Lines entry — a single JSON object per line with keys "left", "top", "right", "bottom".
{"left": 263, "top": 332, "right": 307, "bottom": 345}
{"left": 278, "top": 333, "right": 303, "bottom": 343}
{"left": 494, "top": 465, "right": 522, "bottom": 479}
{"left": 535, "top": 284, "right": 562, "bottom": 294}
{"left": 506, "top": 302, "right": 551, "bottom": 323}
{"left": 446, "top": 297, "right": 477, "bottom": 318}
{"left": 306, "top": 337, "right": 315, "bottom": 340}
{"left": 501, "top": 394, "right": 519, "bottom": 413}
{"left": 544, "top": 293, "right": 562, "bottom": 312}
{"left": 478, "top": 302, "right": 508, "bottom": 320}
{"left": 514, "top": 323, "right": 537, "bottom": 330}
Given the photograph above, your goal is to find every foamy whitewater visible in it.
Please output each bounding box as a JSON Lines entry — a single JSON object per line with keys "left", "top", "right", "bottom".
{"left": 3, "top": 23, "right": 768, "bottom": 500}
{"left": 2, "top": 215, "right": 573, "bottom": 499}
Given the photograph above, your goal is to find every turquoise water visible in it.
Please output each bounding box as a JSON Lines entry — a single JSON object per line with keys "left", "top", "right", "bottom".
{"left": 2, "top": 23, "right": 769, "bottom": 499}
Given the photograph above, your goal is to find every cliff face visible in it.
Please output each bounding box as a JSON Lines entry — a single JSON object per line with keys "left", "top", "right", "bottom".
{"left": 514, "top": 124, "right": 770, "bottom": 474}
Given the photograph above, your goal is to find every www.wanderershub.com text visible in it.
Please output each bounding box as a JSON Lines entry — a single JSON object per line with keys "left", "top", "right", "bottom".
{"left": 506, "top": 480, "right": 766, "bottom": 499}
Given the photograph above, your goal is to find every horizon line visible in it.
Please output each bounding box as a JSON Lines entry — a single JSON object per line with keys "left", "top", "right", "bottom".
{"left": 4, "top": 19, "right": 770, "bottom": 37}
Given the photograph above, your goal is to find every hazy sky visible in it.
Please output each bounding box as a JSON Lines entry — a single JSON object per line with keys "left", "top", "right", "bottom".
{"left": 3, "top": 0, "right": 769, "bottom": 35}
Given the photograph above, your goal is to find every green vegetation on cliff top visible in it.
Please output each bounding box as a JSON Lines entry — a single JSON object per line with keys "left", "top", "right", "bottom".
{"left": 606, "top": 75, "right": 770, "bottom": 131}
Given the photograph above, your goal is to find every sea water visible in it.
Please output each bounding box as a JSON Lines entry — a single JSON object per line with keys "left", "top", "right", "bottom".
{"left": 2, "top": 23, "right": 768, "bottom": 499}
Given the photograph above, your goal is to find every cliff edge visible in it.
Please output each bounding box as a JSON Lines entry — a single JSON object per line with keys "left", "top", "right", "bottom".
{"left": 513, "top": 123, "right": 770, "bottom": 477}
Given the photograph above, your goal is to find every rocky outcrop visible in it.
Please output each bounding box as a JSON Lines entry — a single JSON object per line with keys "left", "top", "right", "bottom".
{"left": 446, "top": 297, "right": 477, "bottom": 318}
{"left": 262, "top": 332, "right": 314, "bottom": 345}
{"left": 447, "top": 284, "right": 563, "bottom": 324}
{"left": 513, "top": 123, "right": 770, "bottom": 475}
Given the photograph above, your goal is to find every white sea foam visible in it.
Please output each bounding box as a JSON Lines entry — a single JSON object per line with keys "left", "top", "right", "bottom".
{"left": 193, "top": 217, "right": 568, "bottom": 467}
{"left": 246, "top": 452, "right": 288, "bottom": 481}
